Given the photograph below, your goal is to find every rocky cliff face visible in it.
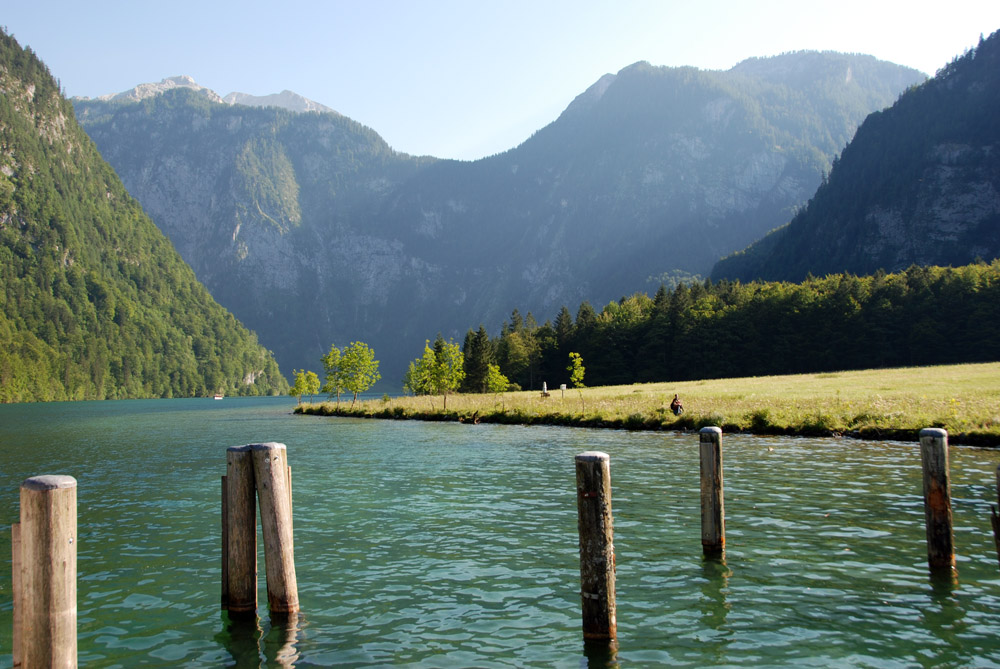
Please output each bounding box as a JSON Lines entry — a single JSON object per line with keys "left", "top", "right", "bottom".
{"left": 712, "top": 32, "right": 1000, "bottom": 283}
{"left": 73, "top": 53, "right": 924, "bottom": 384}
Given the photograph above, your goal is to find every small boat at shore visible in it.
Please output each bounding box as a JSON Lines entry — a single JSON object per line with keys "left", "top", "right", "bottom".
{"left": 213, "top": 393, "right": 224, "bottom": 400}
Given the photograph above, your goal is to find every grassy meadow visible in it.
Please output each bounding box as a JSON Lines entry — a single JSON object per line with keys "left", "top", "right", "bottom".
{"left": 297, "top": 362, "right": 1000, "bottom": 446}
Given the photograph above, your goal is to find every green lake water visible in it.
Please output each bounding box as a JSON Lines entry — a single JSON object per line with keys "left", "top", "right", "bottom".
{"left": 1, "top": 397, "right": 1000, "bottom": 667}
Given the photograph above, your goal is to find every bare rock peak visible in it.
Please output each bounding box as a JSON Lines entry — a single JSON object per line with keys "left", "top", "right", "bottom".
{"left": 222, "top": 89, "right": 338, "bottom": 115}
{"left": 91, "top": 75, "right": 224, "bottom": 103}
{"left": 76, "top": 76, "right": 336, "bottom": 115}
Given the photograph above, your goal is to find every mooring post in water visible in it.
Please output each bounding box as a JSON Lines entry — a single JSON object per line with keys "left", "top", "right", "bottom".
{"left": 12, "top": 521, "right": 22, "bottom": 667}
{"left": 700, "top": 427, "right": 725, "bottom": 558}
{"left": 575, "top": 451, "right": 616, "bottom": 641}
{"left": 17, "top": 475, "right": 78, "bottom": 668}
{"left": 221, "top": 475, "right": 229, "bottom": 609}
{"left": 991, "top": 464, "right": 1000, "bottom": 570}
{"left": 226, "top": 445, "right": 257, "bottom": 617}
{"left": 919, "top": 428, "right": 955, "bottom": 571}
{"left": 251, "top": 443, "right": 299, "bottom": 615}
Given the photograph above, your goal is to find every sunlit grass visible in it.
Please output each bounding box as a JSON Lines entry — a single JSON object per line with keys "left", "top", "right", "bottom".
{"left": 298, "top": 362, "right": 1000, "bottom": 445}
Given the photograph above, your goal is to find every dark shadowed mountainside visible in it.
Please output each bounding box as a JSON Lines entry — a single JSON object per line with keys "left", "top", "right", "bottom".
{"left": 713, "top": 31, "right": 1000, "bottom": 283}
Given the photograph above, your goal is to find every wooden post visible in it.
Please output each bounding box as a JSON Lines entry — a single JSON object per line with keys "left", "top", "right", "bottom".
{"left": 920, "top": 428, "right": 955, "bottom": 571}
{"left": 699, "top": 427, "right": 725, "bottom": 557}
{"left": 286, "top": 466, "right": 293, "bottom": 530}
{"left": 992, "top": 464, "right": 1000, "bottom": 570}
{"left": 19, "top": 475, "right": 77, "bottom": 668}
{"left": 226, "top": 446, "right": 257, "bottom": 617}
{"left": 251, "top": 443, "right": 299, "bottom": 615}
{"left": 575, "top": 451, "right": 616, "bottom": 641}
{"left": 12, "top": 522, "right": 22, "bottom": 668}
{"left": 221, "top": 475, "right": 229, "bottom": 609}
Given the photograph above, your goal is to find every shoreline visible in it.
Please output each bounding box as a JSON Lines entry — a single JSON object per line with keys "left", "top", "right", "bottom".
{"left": 296, "top": 362, "right": 1000, "bottom": 448}
{"left": 295, "top": 406, "right": 1000, "bottom": 449}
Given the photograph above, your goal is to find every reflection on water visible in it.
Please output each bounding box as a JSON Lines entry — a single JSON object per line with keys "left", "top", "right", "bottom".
{"left": 1, "top": 397, "right": 1000, "bottom": 666}
{"left": 582, "top": 637, "right": 619, "bottom": 668}
{"left": 699, "top": 557, "right": 731, "bottom": 631}
{"left": 218, "top": 612, "right": 301, "bottom": 668}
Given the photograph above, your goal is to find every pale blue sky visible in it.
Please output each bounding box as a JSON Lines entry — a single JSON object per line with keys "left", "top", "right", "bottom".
{"left": 5, "top": 0, "right": 999, "bottom": 160}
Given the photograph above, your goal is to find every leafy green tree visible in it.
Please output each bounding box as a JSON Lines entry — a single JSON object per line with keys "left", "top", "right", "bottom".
{"left": 402, "top": 344, "right": 436, "bottom": 399}
{"left": 485, "top": 362, "right": 509, "bottom": 410}
{"left": 486, "top": 362, "right": 509, "bottom": 394}
{"left": 321, "top": 343, "right": 343, "bottom": 404}
{"left": 430, "top": 336, "right": 465, "bottom": 410}
{"left": 403, "top": 337, "right": 466, "bottom": 409}
{"left": 340, "top": 341, "right": 381, "bottom": 408}
{"left": 290, "top": 369, "right": 320, "bottom": 404}
{"left": 568, "top": 352, "right": 586, "bottom": 411}
{"left": 568, "top": 352, "right": 585, "bottom": 388}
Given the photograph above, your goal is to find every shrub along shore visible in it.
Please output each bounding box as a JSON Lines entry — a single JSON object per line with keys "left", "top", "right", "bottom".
{"left": 296, "top": 362, "right": 1000, "bottom": 447}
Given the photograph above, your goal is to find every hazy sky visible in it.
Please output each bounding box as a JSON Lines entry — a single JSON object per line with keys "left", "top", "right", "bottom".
{"left": 5, "top": 1, "right": 999, "bottom": 160}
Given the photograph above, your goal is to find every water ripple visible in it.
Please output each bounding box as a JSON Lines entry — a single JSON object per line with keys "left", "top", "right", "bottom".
{"left": 2, "top": 401, "right": 1000, "bottom": 666}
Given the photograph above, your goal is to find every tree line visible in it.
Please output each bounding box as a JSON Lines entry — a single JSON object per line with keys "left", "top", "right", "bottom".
{"left": 296, "top": 261, "right": 1000, "bottom": 405}
{"left": 462, "top": 261, "right": 1000, "bottom": 391}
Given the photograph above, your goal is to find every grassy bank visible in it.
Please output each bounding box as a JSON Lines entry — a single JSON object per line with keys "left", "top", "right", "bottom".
{"left": 296, "top": 362, "right": 1000, "bottom": 446}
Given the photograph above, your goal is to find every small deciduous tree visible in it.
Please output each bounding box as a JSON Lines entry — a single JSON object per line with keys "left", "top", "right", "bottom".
{"left": 485, "top": 362, "right": 509, "bottom": 410}
{"left": 431, "top": 336, "right": 465, "bottom": 410}
{"left": 340, "top": 341, "right": 381, "bottom": 408}
{"left": 567, "top": 352, "right": 585, "bottom": 411}
{"left": 290, "top": 369, "right": 320, "bottom": 405}
{"left": 404, "top": 336, "right": 465, "bottom": 410}
{"left": 403, "top": 344, "right": 436, "bottom": 406}
{"left": 321, "top": 343, "right": 343, "bottom": 404}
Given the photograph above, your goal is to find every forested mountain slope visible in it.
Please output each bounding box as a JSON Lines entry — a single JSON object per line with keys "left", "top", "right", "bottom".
{"left": 0, "top": 31, "right": 286, "bottom": 401}
{"left": 73, "top": 53, "right": 923, "bottom": 383}
{"left": 713, "top": 31, "right": 1000, "bottom": 282}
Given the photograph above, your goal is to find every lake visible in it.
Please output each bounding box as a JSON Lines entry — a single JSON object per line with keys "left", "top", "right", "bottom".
{"left": 1, "top": 396, "right": 1000, "bottom": 667}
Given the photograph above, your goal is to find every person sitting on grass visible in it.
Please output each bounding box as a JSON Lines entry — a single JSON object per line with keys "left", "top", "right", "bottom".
{"left": 670, "top": 394, "right": 684, "bottom": 416}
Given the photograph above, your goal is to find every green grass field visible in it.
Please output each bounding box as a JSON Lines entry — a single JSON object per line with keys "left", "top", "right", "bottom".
{"left": 298, "top": 362, "right": 1000, "bottom": 446}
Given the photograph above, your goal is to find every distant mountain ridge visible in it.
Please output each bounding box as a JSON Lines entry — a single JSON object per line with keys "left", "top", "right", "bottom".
{"left": 75, "top": 75, "right": 336, "bottom": 115}
{"left": 712, "top": 31, "right": 1000, "bottom": 282}
{"left": 73, "top": 52, "right": 924, "bottom": 385}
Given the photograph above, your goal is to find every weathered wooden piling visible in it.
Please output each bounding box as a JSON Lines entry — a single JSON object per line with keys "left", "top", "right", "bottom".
{"left": 226, "top": 446, "right": 257, "bottom": 617}
{"left": 699, "top": 427, "right": 725, "bottom": 557}
{"left": 12, "top": 521, "right": 22, "bottom": 667}
{"left": 992, "top": 464, "right": 1000, "bottom": 570}
{"left": 221, "top": 475, "right": 229, "bottom": 609}
{"left": 575, "top": 451, "right": 616, "bottom": 641}
{"left": 251, "top": 443, "right": 299, "bottom": 614}
{"left": 17, "top": 475, "right": 78, "bottom": 668}
{"left": 919, "top": 428, "right": 955, "bottom": 571}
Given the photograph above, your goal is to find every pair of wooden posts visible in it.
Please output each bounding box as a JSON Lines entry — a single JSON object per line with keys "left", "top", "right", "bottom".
{"left": 221, "top": 443, "right": 299, "bottom": 618}
{"left": 573, "top": 428, "right": 728, "bottom": 643}
{"left": 574, "top": 426, "right": 960, "bottom": 641}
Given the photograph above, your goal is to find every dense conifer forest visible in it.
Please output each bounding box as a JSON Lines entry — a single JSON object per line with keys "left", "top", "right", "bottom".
{"left": 462, "top": 262, "right": 1000, "bottom": 392}
{"left": 0, "top": 31, "right": 287, "bottom": 402}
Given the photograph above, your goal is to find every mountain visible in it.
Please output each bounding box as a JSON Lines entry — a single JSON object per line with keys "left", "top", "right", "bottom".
{"left": 712, "top": 31, "right": 1000, "bottom": 283}
{"left": 72, "top": 53, "right": 923, "bottom": 386}
{"left": 76, "top": 75, "right": 335, "bottom": 114}
{"left": 81, "top": 75, "right": 224, "bottom": 104}
{"left": 222, "top": 90, "right": 337, "bottom": 114}
{"left": 0, "top": 32, "right": 287, "bottom": 401}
